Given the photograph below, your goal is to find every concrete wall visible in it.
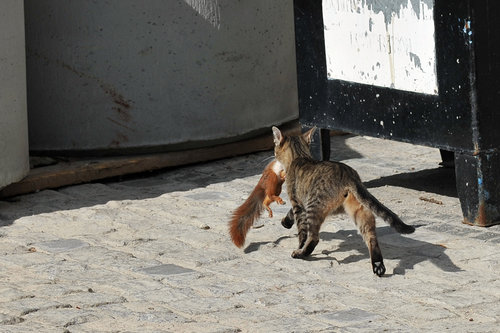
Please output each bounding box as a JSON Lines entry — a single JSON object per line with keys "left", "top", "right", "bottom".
{"left": 25, "top": 0, "right": 298, "bottom": 154}
{"left": 0, "top": 0, "right": 29, "bottom": 188}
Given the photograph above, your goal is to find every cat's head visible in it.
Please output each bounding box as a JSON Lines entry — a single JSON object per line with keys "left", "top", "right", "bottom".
{"left": 272, "top": 126, "right": 316, "bottom": 169}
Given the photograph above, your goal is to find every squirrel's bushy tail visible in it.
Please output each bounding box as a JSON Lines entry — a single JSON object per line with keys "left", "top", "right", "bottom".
{"left": 229, "top": 188, "right": 265, "bottom": 248}
{"left": 351, "top": 183, "right": 415, "bottom": 234}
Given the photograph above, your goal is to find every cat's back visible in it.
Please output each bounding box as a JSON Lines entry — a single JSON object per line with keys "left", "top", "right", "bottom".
{"left": 289, "top": 158, "right": 360, "bottom": 186}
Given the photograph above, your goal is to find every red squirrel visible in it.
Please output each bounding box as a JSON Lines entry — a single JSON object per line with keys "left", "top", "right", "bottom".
{"left": 229, "top": 160, "right": 286, "bottom": 248}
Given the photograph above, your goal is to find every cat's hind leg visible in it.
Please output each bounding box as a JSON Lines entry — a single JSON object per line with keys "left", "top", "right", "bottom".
{"left": 290, "top": 202, "right": 308, "bottom": 257}
{"left": 291, "top": 205, "right": 323, "bottom": 259}
{"left": 344, "top": 193, "right": 386, "bottom": 276}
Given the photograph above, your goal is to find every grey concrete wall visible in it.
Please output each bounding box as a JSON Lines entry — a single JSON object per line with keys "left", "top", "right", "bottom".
{"left": 0, "top": 0, "right": 29, "bottom": 188}
{"left": 25, "top": 0, "right": 298, "bottom": 154}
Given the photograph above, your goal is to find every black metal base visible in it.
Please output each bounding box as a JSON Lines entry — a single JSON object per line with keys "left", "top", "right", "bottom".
{"left": 294, "top": 0, "right": 500, "bottom": 228}
{"left": 308, "top": 127, "right": 330, "bottom": 161}
{"left": 314, "top": 129, "right": 500, "bottom": 227}
{"left": 455, "top": 151, "right": 500, "bottom": 227}
{"left": 439, "top": 149, "right": 455, "bottom": 168}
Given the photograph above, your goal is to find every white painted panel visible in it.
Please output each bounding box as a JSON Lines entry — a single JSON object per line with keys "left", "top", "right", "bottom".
{"left": 323, "top": 0, "right": 437, "bottom": 95}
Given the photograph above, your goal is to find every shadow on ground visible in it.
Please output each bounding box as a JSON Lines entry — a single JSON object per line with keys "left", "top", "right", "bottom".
{"left": 329, "top": 134, "right": 363, "bottom": 161}
{"left": 314, "top": 226, "right": 462, "bottom": 275}
{"left": 0, "top": 151, "right": 276, "bottom": 227}
{"left": 0, "top": 135, "right": 456, "bottom": 230}
{"left": 244, "top": 225, "right": 461, "bottom": 277}
{"left": 364, "top": 167, "right": 457, "bottom": 197}
{"left": 244, "top": 235, "right": 292, "bottom": 254}
{"left": 0, "top": 135, "right": 364, "bottom": 227}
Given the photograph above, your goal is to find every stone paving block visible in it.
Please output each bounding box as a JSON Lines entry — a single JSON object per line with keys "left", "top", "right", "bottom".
{"left": 162, "top": 295, "right": 237, "bottom": 317}
{"left": 408, "top": 316, "right": 498, "bottom": 332}
{"left": 269, "top": 300, "right": 346, "bottom": 318}
{"left": 248, "top": 315, "right": 335, "bottom": 333}
{"left": 316, "top": 308, "right": 381, "bottom": 326}
{"left": 0, "top": 287, "right": 31, "bottom": 304}
{"left": 121, "top": 239, "right": 191, "bottom": 262}
{"left": 388, "top": 301, "right": 457, "bottom": 322}
{"left": 141, "top": 263, "right": 195, "bottom": 276}
{"left": 0, "top": 252, "right": 61, "bottom": 272}
{"left": 189, "top": 279, "right": 252, "bottom": 299}
{"left": 64, "top": 245, "right": 159, "bottom": 273}
{"left": 24, "top": 308, "right": 98, "bottom": 330}
{"left": 56, "top": 292, "right": 127, "bottom": 310}
{"left": 472, "top": 231, "right": 500, "bottom": 241}
{"left": 132, "top": 286, "right": 194, "bottom": 305}
{"left": 87, "top": 302, "right": 191, "bottom": 329}
{"left": 457, "top": 301, "right": 500, "bottom": 324}
{"left": 0, "top": 313, "right": 24, "bottom": 325}
{"left": 24, "top": 284, "right": 93, "bottom": 300}
{"left": 0, "top": 321, "right": 48, "bottom": 333}
{"left": 184, "top": 190, "right": 232, "bottom": 201}
{"left": 427, "top": 287, "right": 499, "bottom": 309}
{"left": 0, "top": 297, "right": 71, "bottom": 318}
{"left": 168, "top": 321, "right": 240, "bottom": 333}
{"left": 342, "top": 321, "right": 413, "bottom": 332}
{"left": 199, "top": 306, "right": 285, "bottom": 330}
{"left": 36, "top": 239, "right": 88, "bottom": 253}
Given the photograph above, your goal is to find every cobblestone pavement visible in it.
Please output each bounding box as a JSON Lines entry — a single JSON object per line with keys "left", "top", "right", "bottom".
{"left": 0, "top": 135, "right": 499, "bottom": 332}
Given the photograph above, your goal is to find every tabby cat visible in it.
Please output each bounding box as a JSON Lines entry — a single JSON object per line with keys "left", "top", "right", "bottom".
{"left": 272, "top": 126, "right": 415, "bottom": 276}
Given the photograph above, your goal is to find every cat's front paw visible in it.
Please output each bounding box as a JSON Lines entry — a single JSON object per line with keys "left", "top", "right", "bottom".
{"left": 281, "top": 216, "right": 294, "bottom": 229}
{"left": 372, "top": 261, "right": 386, "bottom": 277}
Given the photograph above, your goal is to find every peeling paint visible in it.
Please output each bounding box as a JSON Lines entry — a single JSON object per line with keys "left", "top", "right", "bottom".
{"left": 462, "top": 18, "right": 473, "bottom": 44}
{"left": 409, "top": 52, "right": 423, "bottom": 71}
{"left": 362, "top": 0, "right": 434, "bottom": 26}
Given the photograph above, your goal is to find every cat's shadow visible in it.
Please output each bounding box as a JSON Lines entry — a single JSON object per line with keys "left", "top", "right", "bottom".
{"left": 296, "top": 226, "right": 462, "bottom": 276}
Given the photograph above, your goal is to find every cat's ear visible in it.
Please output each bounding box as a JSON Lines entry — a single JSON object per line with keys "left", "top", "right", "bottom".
{"left": 303, "top": 126, "right": 317, "bottom": 144}
{"left": 272, "top": 126, "right": 283, "bottom": 146}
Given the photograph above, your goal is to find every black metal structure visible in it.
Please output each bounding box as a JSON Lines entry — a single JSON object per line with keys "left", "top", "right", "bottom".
{"left": 294, "top": 0, "right": 499, "bottom": 226}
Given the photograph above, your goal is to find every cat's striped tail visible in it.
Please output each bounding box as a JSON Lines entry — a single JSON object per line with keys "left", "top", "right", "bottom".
{"left": 352, "top": 183, "right": 415, "bottom": 234}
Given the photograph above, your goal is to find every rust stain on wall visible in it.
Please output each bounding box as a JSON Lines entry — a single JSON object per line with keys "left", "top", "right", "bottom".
{"left": 100, "top": 84, "right": 132, "bottom": 110}
{"left": 112, "top": 106, "right": 132, "bottom": 123}
{"left": 108, "top": 132, "right": 129, "bottom": 148}
{"left": 105, "top": 117, "right": 135, "bottom": 132}
{"left": 476, "top": 202, "right": 488, "bottom": 226}
{"left": 28, "top": 49, "right": 135, "bottom": 131}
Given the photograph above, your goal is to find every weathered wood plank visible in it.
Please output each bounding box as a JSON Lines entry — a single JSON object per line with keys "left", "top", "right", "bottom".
{"left": 0, "top": 122, "right": 300, "bottom": 198}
